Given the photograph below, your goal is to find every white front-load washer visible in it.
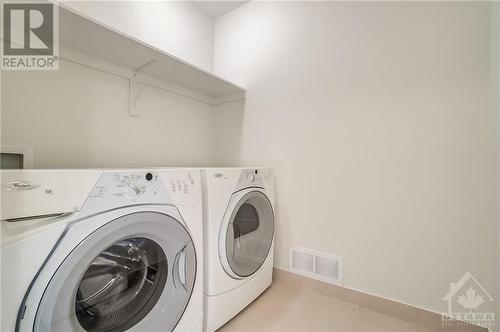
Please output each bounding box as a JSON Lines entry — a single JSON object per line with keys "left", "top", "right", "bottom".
{"left": 1, "top": 168, "right": 203, "bottom": 332}
{"left": 202, "top": 168, "right": 275, "bottom": 331}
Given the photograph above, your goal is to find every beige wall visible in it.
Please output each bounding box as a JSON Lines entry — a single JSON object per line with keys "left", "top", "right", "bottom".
{"left": 213, "top": 1, "right": 496, "bottom": 315}
{"left": 1, "top": 59, "right": 215, "bottom": 168}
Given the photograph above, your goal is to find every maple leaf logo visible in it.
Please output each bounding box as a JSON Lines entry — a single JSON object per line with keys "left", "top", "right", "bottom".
{"left": 457, "top": 287, "right": 484, "bottom": 313}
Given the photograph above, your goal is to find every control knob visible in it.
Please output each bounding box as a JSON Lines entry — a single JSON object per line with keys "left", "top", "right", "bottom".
{"left": 125, "top": 182, "right": 144, "bottom": 198}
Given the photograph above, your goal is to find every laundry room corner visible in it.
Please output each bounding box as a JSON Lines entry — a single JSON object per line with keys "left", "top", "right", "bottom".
{"left": 1, "top": 1, "right": 499, "bottom": 332}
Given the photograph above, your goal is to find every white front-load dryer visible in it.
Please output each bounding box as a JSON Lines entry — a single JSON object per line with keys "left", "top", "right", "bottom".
{"left": 1, "top": 168, "right": 203, "bottom": 332}
{"left": 202, "top": 168, "right": 275, "bottom": 332}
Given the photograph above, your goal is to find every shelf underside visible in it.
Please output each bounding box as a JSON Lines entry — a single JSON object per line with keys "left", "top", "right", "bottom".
{"left": 59, "top": 6, "right": 245, "bottom": 99}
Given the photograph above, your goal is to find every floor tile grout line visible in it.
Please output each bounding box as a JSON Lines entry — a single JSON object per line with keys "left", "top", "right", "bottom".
{"left": 222, "top": 276, "right": 449, "bottom": 332}
{"left": 351, "top": 304, "right": 361, "bottom": 332}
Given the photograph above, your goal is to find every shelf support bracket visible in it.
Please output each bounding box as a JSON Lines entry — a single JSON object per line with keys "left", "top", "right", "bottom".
{"left": 129, "top": 73, "right": 141, "bottom": 117}
{"left": 129, "top": 60, "right": 155, "bottom": 117}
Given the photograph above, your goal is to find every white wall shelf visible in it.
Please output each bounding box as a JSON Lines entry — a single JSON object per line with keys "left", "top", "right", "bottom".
{"left": 59, "top": 5, "right": 246, "bottom": 103}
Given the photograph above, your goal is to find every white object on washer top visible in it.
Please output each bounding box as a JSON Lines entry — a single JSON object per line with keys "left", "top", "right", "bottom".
{"left": 1, "top": 169, "right": 102, "bottom": 221}
{"left": 1, "top": 214, "right": 72, "bottom": 248}
{"left": 1, "top": 170, "right": 102, "bottom": 246}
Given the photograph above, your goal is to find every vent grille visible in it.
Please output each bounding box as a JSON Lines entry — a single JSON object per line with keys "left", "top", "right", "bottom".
{"left": 292, "top": 250, "right": 314, "bottom": 273}
{"left": 290, "top": 247, "right": 343, "bottom": 285}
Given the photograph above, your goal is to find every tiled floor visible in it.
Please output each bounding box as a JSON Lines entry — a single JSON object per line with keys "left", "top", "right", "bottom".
{"left": 218, "top": 275, "right": 485, "bottom": 332}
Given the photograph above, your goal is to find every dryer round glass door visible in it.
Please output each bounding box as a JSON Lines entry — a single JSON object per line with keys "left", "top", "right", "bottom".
{"left": 224, "top": 191, "right": 274, "bottom": 278}
{"left": 33, "top": 212, "right": 196, "bottom": 332}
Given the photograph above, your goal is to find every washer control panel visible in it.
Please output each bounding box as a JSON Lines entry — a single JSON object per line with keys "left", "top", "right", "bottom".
{"left": 112, "top": 172, "right": 159, "bottom": 199}
{"left": 157, "top": 169, "right": 201, "bottom": 208}
{"left": 166, "top": 171, "right": 196, "bottom": 195}
{"left": 81, "top": 170, "right": 201, "bottom": 216}
{"left": 88, "top": 171, "right": 161, "bottom": 201}
{"left": 80, "top": 171, "right": 172, "bottom": 217}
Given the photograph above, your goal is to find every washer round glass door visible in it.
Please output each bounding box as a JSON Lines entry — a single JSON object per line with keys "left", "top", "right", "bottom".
{"left": 75, "top": 237, "right": 167, "bottom": 331}
{"left": 222, "top": 190, "right": 274, "bottom": 278}
{"left": 33, "top": 212, "right": 196, "bottom": 332}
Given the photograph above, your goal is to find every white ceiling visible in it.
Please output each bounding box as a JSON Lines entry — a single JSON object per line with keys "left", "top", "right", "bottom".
{"left": 193, "top": 1, "right": 248, "bottom": 19}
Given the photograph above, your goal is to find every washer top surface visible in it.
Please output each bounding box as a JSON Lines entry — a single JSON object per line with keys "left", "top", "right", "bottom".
{"left": 1, "top": 168, "right": 202, "bottom": 246}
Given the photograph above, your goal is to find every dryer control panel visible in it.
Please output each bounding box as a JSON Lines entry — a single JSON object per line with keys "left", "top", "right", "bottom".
{"left": 236, "top": 168, "right": 273, "bottom": 191}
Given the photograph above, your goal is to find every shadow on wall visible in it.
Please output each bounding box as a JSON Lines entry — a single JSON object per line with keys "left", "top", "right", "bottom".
{"left": 213, "top": 99, "right": 245, "bottom": 166}
{"left": 213, "top": 96, "right": 291, "bottom": 270}
{"left": 272, "top": 195, "right": 291, "bottom": 272}
{"left": 212, "top": 98, "right": 290, "bottom": 269}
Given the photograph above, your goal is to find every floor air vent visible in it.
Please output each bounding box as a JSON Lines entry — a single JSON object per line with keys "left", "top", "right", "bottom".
{"left": 290, "top": 247, "right": 343, "bottom": 285}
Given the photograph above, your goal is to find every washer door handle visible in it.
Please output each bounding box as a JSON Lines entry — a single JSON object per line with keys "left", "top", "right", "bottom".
{"left": 174, "top": 245, "right": 187, "bottom": 290}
